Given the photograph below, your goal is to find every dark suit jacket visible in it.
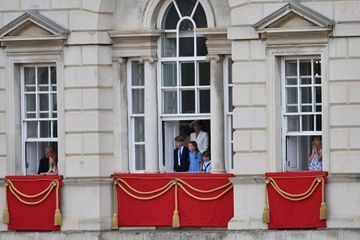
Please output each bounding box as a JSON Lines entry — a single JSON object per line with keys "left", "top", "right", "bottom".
{"left": 173, "top": 146, "right": 189, "bottom": 172}
{"left": 38, "top": 157, "right": 49, "bottom": 174}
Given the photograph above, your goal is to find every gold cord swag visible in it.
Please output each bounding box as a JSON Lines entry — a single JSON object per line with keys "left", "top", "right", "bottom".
{"left": 112, "top": 177, "right": 233, "bottom": 229}
{"left": 263, "top": 176, "right": 327, "bottom": 224}
{"left": 2, "top": 179, "right": 62, "bottom": 226}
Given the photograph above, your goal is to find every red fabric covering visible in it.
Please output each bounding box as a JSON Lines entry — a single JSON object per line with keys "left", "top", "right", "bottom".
{"left": 5, "top": 175, "right": 62, "bottom": 231}
{"left": 265, "top": 171, "right": 327, "bottom": 229}
{"left": 113, "top": 173, "right": 234, "bottom": 228}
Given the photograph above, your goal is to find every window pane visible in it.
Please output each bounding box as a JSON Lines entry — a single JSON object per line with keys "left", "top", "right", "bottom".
{"left": 300, "top": 60, "right": 311, "bottom": 76}
{"left": 179, "top": 38, "right": 195, "bottom": 57}
{"left": 285, "top": 60, "right": 297, "bottom": 77}
{"left": 181, "top": 62, "right": 195, "bottom": 86}
{"left": 26, "top": 94, "right": 36, "bottom": 112}
{"left": 286, "top": 77, "right": 297, "bottom": 85}
{"left": 132, "top": 62, "right": 144, "bottom": 86}
{"left": 315, "top": 87, "right": 322, "bottom": 103}
{"left": 316, "top": 115, "right": 322, "bottom": 131}
{"left": 38, "top": 67, "right": 49, "bottom": 85}
{"left": 162, "top": 63, "right": 177, "bottom": 86}
{"left": 314, "top": 59, "right": 321, "bottom": 77}
{"left": 229, "top": 87, "right": 233, "bottom": 112}
{"left": 199, "top": 90, "right": 210, "bottom": 113}
{"left": 287, "top": 105, "right": 298, "bottom": 113}
{"left": 162, "top": 36, "right": 176, "bottom": 57}
{"left": 39, "top": 94, "right": 49, "bottom": 111}
{"left": 181, "top": 90, "right": 195, "bottom": 113}
{"left": 132, "top": 89, "right": 144, "bottom": 114}
{"left": 52, "top": 93, "right": 57, "bottom": 113}
{"left": 53, "top": 121, "right": 58, "bottom": 138}
{"left": 25, "top": 142, "right": 38, "bottom": 174}
{"left": 24, "top": 67, "right": 35, "bottom": 85}
{"left": 50, "top": 67, "right": 56, "bottom": 84}
{"left": 179, "top": 19, "right": 194, "bottom": 31}
{"left": 302, "top": 115, "right": 314, "bottom": 131}
{"left": 287, "top": 115, "right": 300, "bottom": 131}
{"left": 164, "top": 3, "right": 180, "bottom": 29}
{"left": 175, "top": 0, "right": 197, "bottom": 16}
{"left": 40, "top": 121, "right": 51, "bottom": 138}
{"left": 301, "top": 77, "right": 311, "bottom": 85}
{"left": 134, "top": 117, "right": 144, "bottom": 142}
{"left": 228, "top": 59, "right": 233, "bottom": 84}
{"left": 135, "top": 145, "right": 145, "bottom": 170}
{"left": 27, "top": 121, "right": 38, "bottom": 138}
{"left": 301, "top": 105, "right": 312, "bottom": 112}
{"left": 199, "top": 62, "right": 210, "bottom": 85}
{"left": 286, "top": 87, "right": 298, "bottom": 104}
{"left": 163, "top": 90, "right": 177, "bottom": 114}
{"left": 286, "top": 136, "right": 312, "bottom": 171}
{"left": 316, "top": 105, "right": 322, "bottom": 112}
{"left": 197, "top": 37, "right": 208, "bottom": 56}
{"left": 192, "top": 3, "right": 208, "bottom": 28}
{"left": 301, "top": 87, "right": 312, "bottom": 104}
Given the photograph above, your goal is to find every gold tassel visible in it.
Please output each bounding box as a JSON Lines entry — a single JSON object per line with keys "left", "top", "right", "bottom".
{"left": 111, "top": 213, "right": 118, "bottom": 230}
{"left": 54, "top": 208, "right": 62, "bottom": 226}
{"left": 172, "top": 210, "right": 180, "bottom": 228}
{"left": 263, "top": 205, "right": 270, "bottom": 223}
{"left": 2, "top": 207, "right": 9, "bottom": 224}
{"left": 320, "top": 202, "right": 327, "bottom": 220}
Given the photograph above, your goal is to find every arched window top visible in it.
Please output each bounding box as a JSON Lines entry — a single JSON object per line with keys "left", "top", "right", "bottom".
{"left": 163, "top": 0, "right": 207, "bottom": 30}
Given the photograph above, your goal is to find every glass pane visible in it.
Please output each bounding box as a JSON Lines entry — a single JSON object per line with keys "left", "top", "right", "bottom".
{"left": 285, "top": 60, "right": 297, "bottom": 77}
{"left": 179, "top": 19, "right": 194, "bottom": 31}
{"left": 197, "top": 37, "right": 208, "bottom": 56}
{"left": 135, "top": 145, "right": 145, "bottom": 170}
{"left": 181, "top": 62, "right": 195, "bottom": 86}
{"left": 228, "top": 87, "right": 233, "bottom": 112}
{"left": 134, "top": 117, "right": 144, "bottom": 142}
{"left": 301, "top": 77, "right": 311, "bottom": 85}
{"left": 199, "top": 90, "right": 210, "bottom": 113}
{"left": 286, "top": 87, "right": 298, "bottom": 104}
{"left": 162, "top": 63, "right": 177, "bottom": 86}
{"left": 53, "top": 121, "right": 58, "bottom": 138}
{"left": 314, "top": 59, "right": 321, "bottom": 77}
{"left": 52, "top": 93, "right": 57, "bottom": 112}
{"left": 27, "top": 113, "right": 36, "bottom": 118}
{"left": 316, "top": 105, "right": 322, "bottom": 112}
{"left": 26, "top": 94, "right": 36, "bottom": 112}
{"left": 132, "top": 89, "right": 144, "bottom": 114}
{"left": 40, "top": 113, "right": 49, "bottom": 118}
{"left": 181, "top": 90, "right": 195, "bottom": 113}
{"left": 300, "top": 60, "right": 311, "bottom": 76}
{"left": 163, "top": 90, "right": 177, "bottom": 114}
{"left": 25, "top": 86, "right": 35, "bottom": 92}
{"left": 24, "top": 67, "right": 35, "bottom": 85}
{"left": 301, "top": 87, "right": 312, "bottom": 104}
{"left": 38, "top": 67, "right": 49, "bottom": 85}
{"left": 25, "top": 142, "right": 38, "bottom": 174}
{"left": 40, "top": 121, "right": 51, "bottom": 138}
{"left": 50, "top": 67, "right": 57, "bottom": 84}
{"left": 286, "top": 136, "right": 312, "bottom": 171}
{"left": 199, "top": 62, "right": 210, "bottom": 85}
{"left": 301, "top": 105, "right": 312, "bottom": 112}
{"left": 193, "top": 3, "right": 207, "bottom": 28}
{"left": 316, "top": 115, "right": 322, "bottom": 131}
{"left": 27, "top": 121, "right": 38, "bottom": 138}
{"left": 315, "top": 87, "right": 322, "bottom": 103}
{"left": 175, "top": 0, "right": 197, "bottom": 16}
{"left": 228, "top": 59, "right": 233, "bottom": 84}
{"left": 132, "top": 62, "right": 144, "bottom": 86}
{"left": 287, "top": 105, "right": 298, "bottom": 113}
{"left": 162, "top": 36, "right": 176, "bottom": 57}
{"left": 39, "top": 94, "right": 49, "bottom": 111}
{"left": 164, "top": 3, "right": 180, "bottom": 29}
{"left": 287, "top": 115, "right": 300, "bottom": 131}
{"left": 302, "top": 115, "right": 314, "bottom": 131}
{"left": 286, "top": 77, "right": 297, "bottom": 85}
{"left": 315, "top": 77, "right": 321, "bottom": 85}
{"left": 179, "top": 37, "right": 195, "bottom": 57}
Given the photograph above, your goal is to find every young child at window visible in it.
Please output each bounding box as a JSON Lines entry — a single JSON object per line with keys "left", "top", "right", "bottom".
{"left": 308, "top": 136, "right": 322, "bottom": 171}
{"left": 40, "top": 150, "right": 58, "bottom": 175}
{"left": 188, "top": 141, "right": 202, "bottom": 173}
{"left": 201, "top": 151, "right": 211, "bottom": 173}
{"left": 173, "top": 135, "right": 189, "bottom": 172}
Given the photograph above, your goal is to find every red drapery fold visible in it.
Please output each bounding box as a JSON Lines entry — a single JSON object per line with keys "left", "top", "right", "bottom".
{"left": 4, "top": 175, "right": 62, "bottom": 231}
{"left": 265, "top": 171, "right": 327, "bottom": 229}
{"left": 113, "top": 173, "right": 234, "bottom": 228}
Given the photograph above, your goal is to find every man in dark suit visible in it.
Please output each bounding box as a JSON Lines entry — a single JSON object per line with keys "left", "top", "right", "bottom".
{"left": 38, "top": 146, "right": 52, "bottom": 174}
{"left": 173, "top": 135, "right": 189, "bottom": 172}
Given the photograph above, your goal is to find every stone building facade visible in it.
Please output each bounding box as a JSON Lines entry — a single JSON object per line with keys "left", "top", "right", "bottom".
{"left": 0, "top": 0, "right": 359, "bottom": 239}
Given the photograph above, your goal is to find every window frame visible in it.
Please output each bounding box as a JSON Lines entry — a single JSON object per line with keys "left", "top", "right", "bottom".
{"left": 224, "top": 57, "right": 234, "bottom": 172}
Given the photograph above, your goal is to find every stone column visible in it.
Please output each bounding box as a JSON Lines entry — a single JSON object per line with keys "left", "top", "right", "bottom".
{"left": 210, "top": 55, "right": 225, "bottom": 173}
{"left": 113, "top": 58, "right": 129, "bottom": 172}
{"left": 143, "top": 57, "right": 159, "bottom": 173}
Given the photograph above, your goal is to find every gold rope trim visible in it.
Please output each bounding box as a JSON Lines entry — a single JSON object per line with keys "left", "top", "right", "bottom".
{"left": 2, "top": 182, "right": 9, "bottom": 224}
{"left": 112, "top": 177, "right": 233, "bottom": 229}
{"left": 112, "top": 181, "right": 118, "bottom": 230}
{"left": 7, "top": 180, "right": 55, "bottom": 199}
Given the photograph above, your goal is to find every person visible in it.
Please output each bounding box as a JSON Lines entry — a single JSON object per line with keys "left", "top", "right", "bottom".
{"left": 188, "top": 141, "right": 202, "bottom": 172}
{"left": 173, "top": 135, "right": 189, "bottom": 172}
{"left": 40, "top": 150, "right": 58, "bottom": 175}
{"left": 190, "top": 120, "right": 209, "bottom": 153}
{"left": 38, "top": 146, "right": 52, "bottom": 174}
{"left": 201, "top": 151, "right": 211, "bottom": 173}
{"left": 308, "top": 136, "right": 322, "bottom": 171}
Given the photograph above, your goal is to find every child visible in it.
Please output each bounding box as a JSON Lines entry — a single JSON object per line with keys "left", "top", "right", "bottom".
{"left": 308, "top": 136, "right": 322, "bottom": 171}
{"left": 173, "top": 135, "right": 189, "bottom": 172}
{"left": 40, "top": 150, "right": 58, "bottom": 175}
{"left": 188, "top": 141, "right": 202, "bottom": 172}
{"left": 201, "top": 151, "right": 211, "bottom": 173}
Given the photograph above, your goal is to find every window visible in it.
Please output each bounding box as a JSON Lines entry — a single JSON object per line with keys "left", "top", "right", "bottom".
{"left": 129, "top": 61, "right": 145, "bottom": 171}
{"left": 282, "top": 57, "right": 322, "bottom": 171}
{"left": 225, "top": 58, "right": 234, "bottom": 170}
{"left": 160, "top": 0, "right": 209, "bottom": 116}
{"left": 21, "top": 65, "right": 58, "bottom": 175}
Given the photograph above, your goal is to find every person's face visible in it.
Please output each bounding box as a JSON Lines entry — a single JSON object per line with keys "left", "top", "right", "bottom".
{"left": 188, "top": 143, "right": 195, "bottom": 152}
{"left": 202, "top": 155, "right": 209, "bottom": 162}
{"left": 314, "top": 138, "right": 321, "bottom": 147}
{"left": 45, "top": 148, "right": 51, "bottom": 158}
{"left": 175, "top": 140, "right": 184, "bottom": 148}
{"left": 193, "top": 123, "right": 201, "bottom": 132}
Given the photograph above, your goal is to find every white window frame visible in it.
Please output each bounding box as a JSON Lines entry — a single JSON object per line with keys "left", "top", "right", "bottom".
{"left": 224, "top": 57, "right": 234, "bottom": 172}
{"left": 20, "top": 64, "right": 58, "bottom": 175}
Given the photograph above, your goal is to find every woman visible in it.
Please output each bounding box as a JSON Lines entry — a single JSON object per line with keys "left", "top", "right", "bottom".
{"left": 308, "top": 136, "right": 322, "bottom": 171}
{"left": 190, "top": 120, "right": 209, "bottom": 153}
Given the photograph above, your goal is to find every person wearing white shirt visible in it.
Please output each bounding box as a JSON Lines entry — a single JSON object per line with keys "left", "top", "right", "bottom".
{"left": 190, "top": 120, "right": 209, "bottom": 154}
